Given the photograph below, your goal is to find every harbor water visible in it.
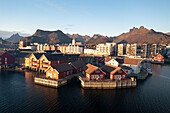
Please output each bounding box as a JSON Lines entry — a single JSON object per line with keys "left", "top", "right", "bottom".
{"left": 0, "top": 64, "right": 170, "bottom": 113}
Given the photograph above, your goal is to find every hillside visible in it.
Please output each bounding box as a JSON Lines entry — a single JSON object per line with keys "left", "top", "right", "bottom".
{"left": 5, "top": 33, "right": 23, "bottom": 42}
{"left": 67, "top": 33, "right": 91, "bottom": 43}
{"left": 85, "top": 34, "right": 115, "bottom": 45}
{"left": 114, "top": 26, "right": 170, "bottom": 45}
{"left": 20, "top": 29, "right": 72, "bottom": 44}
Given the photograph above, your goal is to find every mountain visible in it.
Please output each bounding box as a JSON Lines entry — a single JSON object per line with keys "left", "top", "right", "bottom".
{"left": 85, "top": 34, "right": 115, "bottom": 45}
{"left": 20, "top": 29, "right": 72, "bottom": 44}
{"left": 0, "top": 37, "right": 11, "bottom": 44}
{"left": 5, "top": 33, "right": 23, "bottom": 42}
{"left": 166, "top": 32, "right": 170, "bottom": 35}
{"left": 66, "top": 33, "right": 91, "bottom": 43}
{"left": 0, "top": 30, "right": 30, "bottom": 39}
{"left": 113, "top": 26, "right": 170, "bottom": 45}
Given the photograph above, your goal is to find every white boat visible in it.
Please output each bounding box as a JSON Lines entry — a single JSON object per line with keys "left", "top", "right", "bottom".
{"left": 146, "top": 68, "right": 152, "bottom": 75}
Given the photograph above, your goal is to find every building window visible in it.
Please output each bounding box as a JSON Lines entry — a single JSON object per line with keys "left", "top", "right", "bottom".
{"left": 82, "top": 71, "right": 84, "bottom": 74}
{"left": 48, "top": 73, "right": 52, "bottom": 78}
{"left": 5, "top": 58, "right": 7, "bottom": 65}
{"left": 67, "top": 71, "right": 69, "bottom": 75}
{"left": 0, "top": 62, "right": 1, "bottom": 64}
{"left": 51, "top": 68, "right": 53, "bottom": 71}
{"left": 100, "top": 75, "right": 103, "bottom": 78}
{"left": 119, "top": 69, "right": 122, "bottom": 73}
{"left": 54, "top": 74, "right": 56, "bottom": 77}
{"left": 122, "top": 75, "right": 125, "bottom": 79}
{"left": 91, "top": 75, "right": 94, "bottom": 79}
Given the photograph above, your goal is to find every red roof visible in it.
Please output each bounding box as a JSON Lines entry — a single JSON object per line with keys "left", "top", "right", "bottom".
{"left": 123, "top": 58, "right": 142, "bottom": 65}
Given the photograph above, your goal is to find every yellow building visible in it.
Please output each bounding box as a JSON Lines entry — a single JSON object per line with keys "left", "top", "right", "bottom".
{"left": 25, "top": 54, "right": 31, "bottom": 67}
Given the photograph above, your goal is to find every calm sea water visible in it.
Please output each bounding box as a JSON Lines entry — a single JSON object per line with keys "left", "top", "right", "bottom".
{"left": 0, "top": 64, "right": 170, "bottom": 113}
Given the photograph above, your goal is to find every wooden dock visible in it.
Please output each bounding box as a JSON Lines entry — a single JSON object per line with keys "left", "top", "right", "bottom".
{"left": 34, "top": 76, "right": 67, "bottom": 88}
{"left": 79, "top": 76, "right": 136, "bottom": 89}
{"left": 34, "top": 73, "right": 81, "bottom": 88}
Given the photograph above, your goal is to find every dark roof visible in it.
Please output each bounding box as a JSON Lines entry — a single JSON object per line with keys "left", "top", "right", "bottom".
{"left": 33, "top": 53, "right": 44, "bottom": 59}
{"left": 19, "top": 49, "right": 33, "bottom": 51}
{"left": 115, "top": 58, "right": 124, "bottom": 64}
{"left": 71, "top": 60, "right": 86, "bottom": 69}
{"left": 102, "top": 65, "right": 116, "bottom": 73}
{"left": 44, "top": 54, "right": 65, "bottom": 61}
{"left": 15, "top": 53, "right": 29, "bottom": 58}
{"left": 52, "top": 64, "right": 74, "bottom": 73}
{"left": 120, "top": 65, "right": 132, "bottom": 70}
{"left": 45, "top": 50, "right": 61, "bottom": 53}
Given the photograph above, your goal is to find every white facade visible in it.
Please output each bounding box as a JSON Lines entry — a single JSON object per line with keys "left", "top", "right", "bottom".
{"left": 84, "top": 49, "right": 97, "bottom": 55}
{"left": 105, "top": 58, "right": 119, "bottom": 67}
{"left": 96, "top": 42, "right": 116, "bottom": 55}
{"left": 59, "top": 39, "right": 84, "bottom": 54}
{"left": 123, "top": 62, "right": 141, "bottom": 74}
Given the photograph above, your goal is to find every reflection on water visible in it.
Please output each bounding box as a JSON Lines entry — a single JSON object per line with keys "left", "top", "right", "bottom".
{"left": 0, "top": 64, "right": 170, "bottom": 113}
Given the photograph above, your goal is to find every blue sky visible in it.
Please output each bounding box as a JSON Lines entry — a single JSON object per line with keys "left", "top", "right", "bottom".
{"left": 0, "top": 0, "right": 170, "bottom": 37}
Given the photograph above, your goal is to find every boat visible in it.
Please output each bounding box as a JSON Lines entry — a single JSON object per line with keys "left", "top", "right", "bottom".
{"left": 146, "top": 68, "right": 152, "bottom": 75}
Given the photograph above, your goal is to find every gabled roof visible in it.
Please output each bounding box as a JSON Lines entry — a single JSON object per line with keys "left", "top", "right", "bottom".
{"left": 123, "top": 58, "right": 142, "bottom": 65}
{"left": 71, "top": 60, "right": 86, "bottom": 69}
{"left": 33, "top": 53, "right": 44, "bottom": 59}
{"left": 102, "top": 64, "right": 122, "bottom": 75}
{"left": 102, "top": 65, "right": 116, "bottom": 73}
{"left": 25, "top": 53, "right": 32, "bottom": 58}
{"left": 51, "top": 63, "right": 74, "bottom": 73}
{"left": 83, "top": 63, "right": 105, "bottom": 74}
{"left": 120, "top": 65, "right": 132, "bottom": 70}
{"left": 0, "top": 51, "right": 14, "bottom": 57}
{"left": 105, "top": 57, "right": 124, "bottom": 64}
{"left": 43, "top": 53, "right": 65, "bottom": 61}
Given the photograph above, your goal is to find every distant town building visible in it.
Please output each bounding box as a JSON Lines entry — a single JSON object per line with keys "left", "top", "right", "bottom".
{"left": 126, "top": 43, "right": 137, "bottom": 57}
{"left": 141, "top": 44, "right": 151, "bottom": 58}
{"left": 96, "top": 43, "right": 116, "bottom": 56}
{"left": 118, "top": 44, "right": 124, "bottom": 56}
{"left": 150, "top": 44, "right": 157, "bottom": 58}
{"left": 59, "top": 38, "right": 84, "bottom": 54}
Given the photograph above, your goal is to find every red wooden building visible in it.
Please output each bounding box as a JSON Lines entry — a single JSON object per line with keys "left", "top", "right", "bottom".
{"left": 70, "top": 60, "right": 86, "bottom": 74}
{"left": 102, "top": 64, "right": 127, "bottom": 80}
{"left": 0, "top": 51, "right": 15, "bottom": 66}
{"left": 46, "top": 63, "right": 74, "bottom": 79}
{"left": 152, "top": 53, "right": 164, "bottom": 63}
{"left": 82, "top": 64, "right": 105, "bottom": 80}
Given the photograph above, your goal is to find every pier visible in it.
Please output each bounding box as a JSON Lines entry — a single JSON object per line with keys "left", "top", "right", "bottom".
{"left": 79, "top": 76, "right": 136, "bottom": 89}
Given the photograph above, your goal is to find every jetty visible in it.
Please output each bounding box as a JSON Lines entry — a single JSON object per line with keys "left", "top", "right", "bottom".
{"left": 79, "top": 76, "right": 136, "bottom": 89}
{"left": 34, "top": 74, "right": 80, "bottom": 88}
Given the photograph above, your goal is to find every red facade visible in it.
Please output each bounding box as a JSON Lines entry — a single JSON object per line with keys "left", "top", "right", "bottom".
{"left": 110, "top": 69, "right": 127, "bottom": 81}
{"left": 51, "top": 60, "right": 66, "bottom": 66}
{"left": 85, "top": 69, "right": 105, "bottom": 80}
{"left": 0, "top": 52, "right": 15, "bottom": 66}
{"left": 58, "top": 70, "right": 73, "bottom": 79}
